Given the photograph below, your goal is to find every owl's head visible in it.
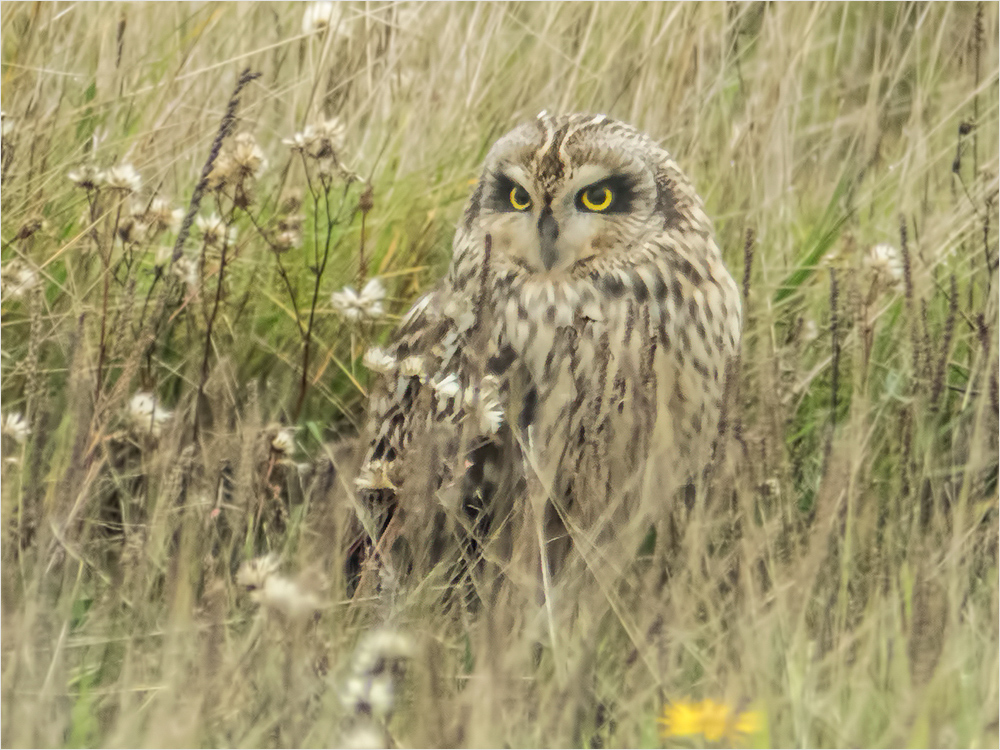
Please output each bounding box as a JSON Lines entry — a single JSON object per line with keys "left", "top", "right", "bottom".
{"left": 459, "top": 112, "right": 709, "bottom": 277}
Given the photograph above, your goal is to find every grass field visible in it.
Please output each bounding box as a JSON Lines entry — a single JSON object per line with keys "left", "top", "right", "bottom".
{"left": 1, "top": 2, "right": 998, "bottom": 747}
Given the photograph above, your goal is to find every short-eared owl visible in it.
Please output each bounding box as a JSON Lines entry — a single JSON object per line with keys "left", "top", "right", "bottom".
{"left": 351, "top": 112, "right": 741, "bottom": 597}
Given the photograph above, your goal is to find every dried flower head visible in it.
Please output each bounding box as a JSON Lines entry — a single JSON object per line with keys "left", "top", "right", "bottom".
{"left": 67, "top": 163, "right": 105, "bottom": 190}
{"left": 133, "top": 197, "right": 183, "bottom": 237}
{"left": 801, "top": 318, "right": 819, "bottom": 344}
{"left": 229, "top": 132, "right": 268, "bottom": 179}
{"left": 272, "top": 210, "right": 303, "bottom": 252}
{"left": 236, "top": 554, "right": 322, "bottom": 618}
{"left": 363, "top": 347, "right": 397, "bottom": 375}
{"left": 271, "top": 426, "right": 297, "bottom": 455}
{"left": 659, "top": 699, "right": 763, "bottom": 744}
{"left": 195, "top": 213, "right": 237, "bottom": 249}
{"left": 331, "top": 277, "right": 385, "bottom": 322}
{"left": 236, "top": 553, "right": 282, "bottom": 590}
{"left": 302, "top": 1, "right": 345, "bottom": 35}
{"left": 279, "top": 213, "right": 304, "bottom": 233}
{"left": 283, "top": 118, "right": 346, "bottom": 162}
{"left": 206, "top": 153, "right": 236, "bottom": 189}
{"left": 104, "top": 163, "right": 142, "bottom": 192}
{"left": 341, "top": 674, "right": 395, "bottom": 719}
{"left": 1, "top": 259, "right": 40, "bottom": 300}
{"left": 353, "top": 629, "right": 416, "bottom": 672}
{"left": 865, "top": 242, "right": 904, "bottom": 289}
{"left": 273, "top": 230, "right": 302, "bottom": 252}
{"left": 340, "top": 725, "right": 386, "bottom": 750}
{"left": 2, "top": 412, "right": 31, "bottom": 444}
{"left": 171, "top": 256, "right": 200, "bottom": 292}
{"left": 127, "top": 392, "right": 172, "bottom": 438}
{"left": 117, "top": 216, "right": 149, "bottom": 244}
{"left": 338, "top": 628, "right": 415, "bottom": 731}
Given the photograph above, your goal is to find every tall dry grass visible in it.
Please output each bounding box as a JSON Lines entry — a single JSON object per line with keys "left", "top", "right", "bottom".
{"left": 1, "top": 2, "right": 998, "bottom": 747}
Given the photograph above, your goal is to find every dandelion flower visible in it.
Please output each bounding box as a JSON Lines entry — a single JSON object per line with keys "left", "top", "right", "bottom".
{"left": 195, "top": 213, "right": 237, "bottom": 248}
{"left": 331, "top": 277, "right": 385, "bottom": 322}
{"left": 127, "top": 392, "right": 172, "bottom": 438}
{"left": 1, "top": 260, "right": 40, "bottom": 300}
{"left": 865, "top": 242, "right": 904, "bottom": 289}
{"left": 67, "top": 163, "right": 105, "bottom": 190}
{"left": 104, "top": 163, "right": 142, "bottom": 192}
{"left": 2, "top": 412, "right": 31, "bottom": 444}
{"left": 659, "top": 699, "right": 762, "bottom": 745}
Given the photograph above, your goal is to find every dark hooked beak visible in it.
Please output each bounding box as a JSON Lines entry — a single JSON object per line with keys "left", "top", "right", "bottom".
{"left": 538, "top": 206, "right": 560, "bottom": 271}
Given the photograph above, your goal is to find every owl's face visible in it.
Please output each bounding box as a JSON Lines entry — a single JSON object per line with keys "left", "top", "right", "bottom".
{"left": 465, "top": 113, "right": 689, "bottom": 276}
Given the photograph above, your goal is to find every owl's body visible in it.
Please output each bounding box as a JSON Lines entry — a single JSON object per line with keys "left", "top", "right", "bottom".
{"left": 352, "top": 113, "right": 740, "bottom": 597}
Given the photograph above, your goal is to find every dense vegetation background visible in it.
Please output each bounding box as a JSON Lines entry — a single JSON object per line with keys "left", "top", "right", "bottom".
{"left": 2, "top": 2, "right": 997, "bottom": 747}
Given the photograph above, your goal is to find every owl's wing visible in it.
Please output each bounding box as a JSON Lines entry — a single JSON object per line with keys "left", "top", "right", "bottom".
{"left": 348, "top": 280, "right": 515, "bottom": 595}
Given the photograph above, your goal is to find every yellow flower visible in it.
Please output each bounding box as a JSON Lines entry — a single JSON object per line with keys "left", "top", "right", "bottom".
{"left": 659, "top": 698, "right": 762, "bottom": 744}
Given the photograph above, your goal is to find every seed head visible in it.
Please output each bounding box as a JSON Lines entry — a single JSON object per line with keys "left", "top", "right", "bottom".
{"left": 104, "top": 163, "right": 142, "bottom": 192}
{"left": 127, "top": 392, "right": 172, "bottom": 438}
{"left": 363, "top": 347, "right": 397, "bottom": 375}
{"left": 67, "top": 163, "right": 105, "bottom": 190}
{"left": 236, "top": 554, "right": 322, "bottom": 618}
{"left": 1, "top": 260, "right": 40, "bottom": 301}
{"left": 171, "top": 256, "right": 200, "bottom": 293}
{"left": 2, "top": 412, "right": 31, "bottom": 444}
{"left": 270, "top": 426, "right": 297, "bottom": 455}
{"left": 331, "top": 277, "right": 386, "bottom": 322}
{"left": 195, "top": 213, "right": 237, "bottom": 249}
{"left": 229, "top": 132, "right": 267, "bottom": 179}
{"left": 302, "top": 1, "right": 344, "bottom": 35}
{"left": 865, "top": 242, "right": 904, "bottom": 290}
{"left": 133, "top": 197, "right": 183, "bottom": 237}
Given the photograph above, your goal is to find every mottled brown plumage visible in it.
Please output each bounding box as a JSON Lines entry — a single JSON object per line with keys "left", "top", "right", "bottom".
{"left": 350, "top": 113, "right": 741, "bottom": 602}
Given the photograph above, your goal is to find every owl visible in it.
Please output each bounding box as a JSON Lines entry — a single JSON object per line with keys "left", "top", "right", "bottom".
{"left": 349, "top": 112, "right": 741, "bottom": 603}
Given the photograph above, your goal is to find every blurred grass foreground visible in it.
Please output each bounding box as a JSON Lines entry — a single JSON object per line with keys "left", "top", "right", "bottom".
{"left": 1, "top": 2, "right": 998, "bottom": 747}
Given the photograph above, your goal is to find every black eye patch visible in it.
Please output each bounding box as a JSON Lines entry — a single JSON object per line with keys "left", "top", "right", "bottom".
{"left": 489, "top": 173, "right": 532, "bottom": 212}
{"left": 575, "top": 174, "right": 637, "bottom": 214}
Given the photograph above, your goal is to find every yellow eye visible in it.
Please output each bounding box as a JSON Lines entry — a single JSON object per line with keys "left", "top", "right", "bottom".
{"left": 509, "top": 185, "right": 531, "bottom": 211}
{"left": 580, "top": 185, "right": 614, "bottom": 211}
